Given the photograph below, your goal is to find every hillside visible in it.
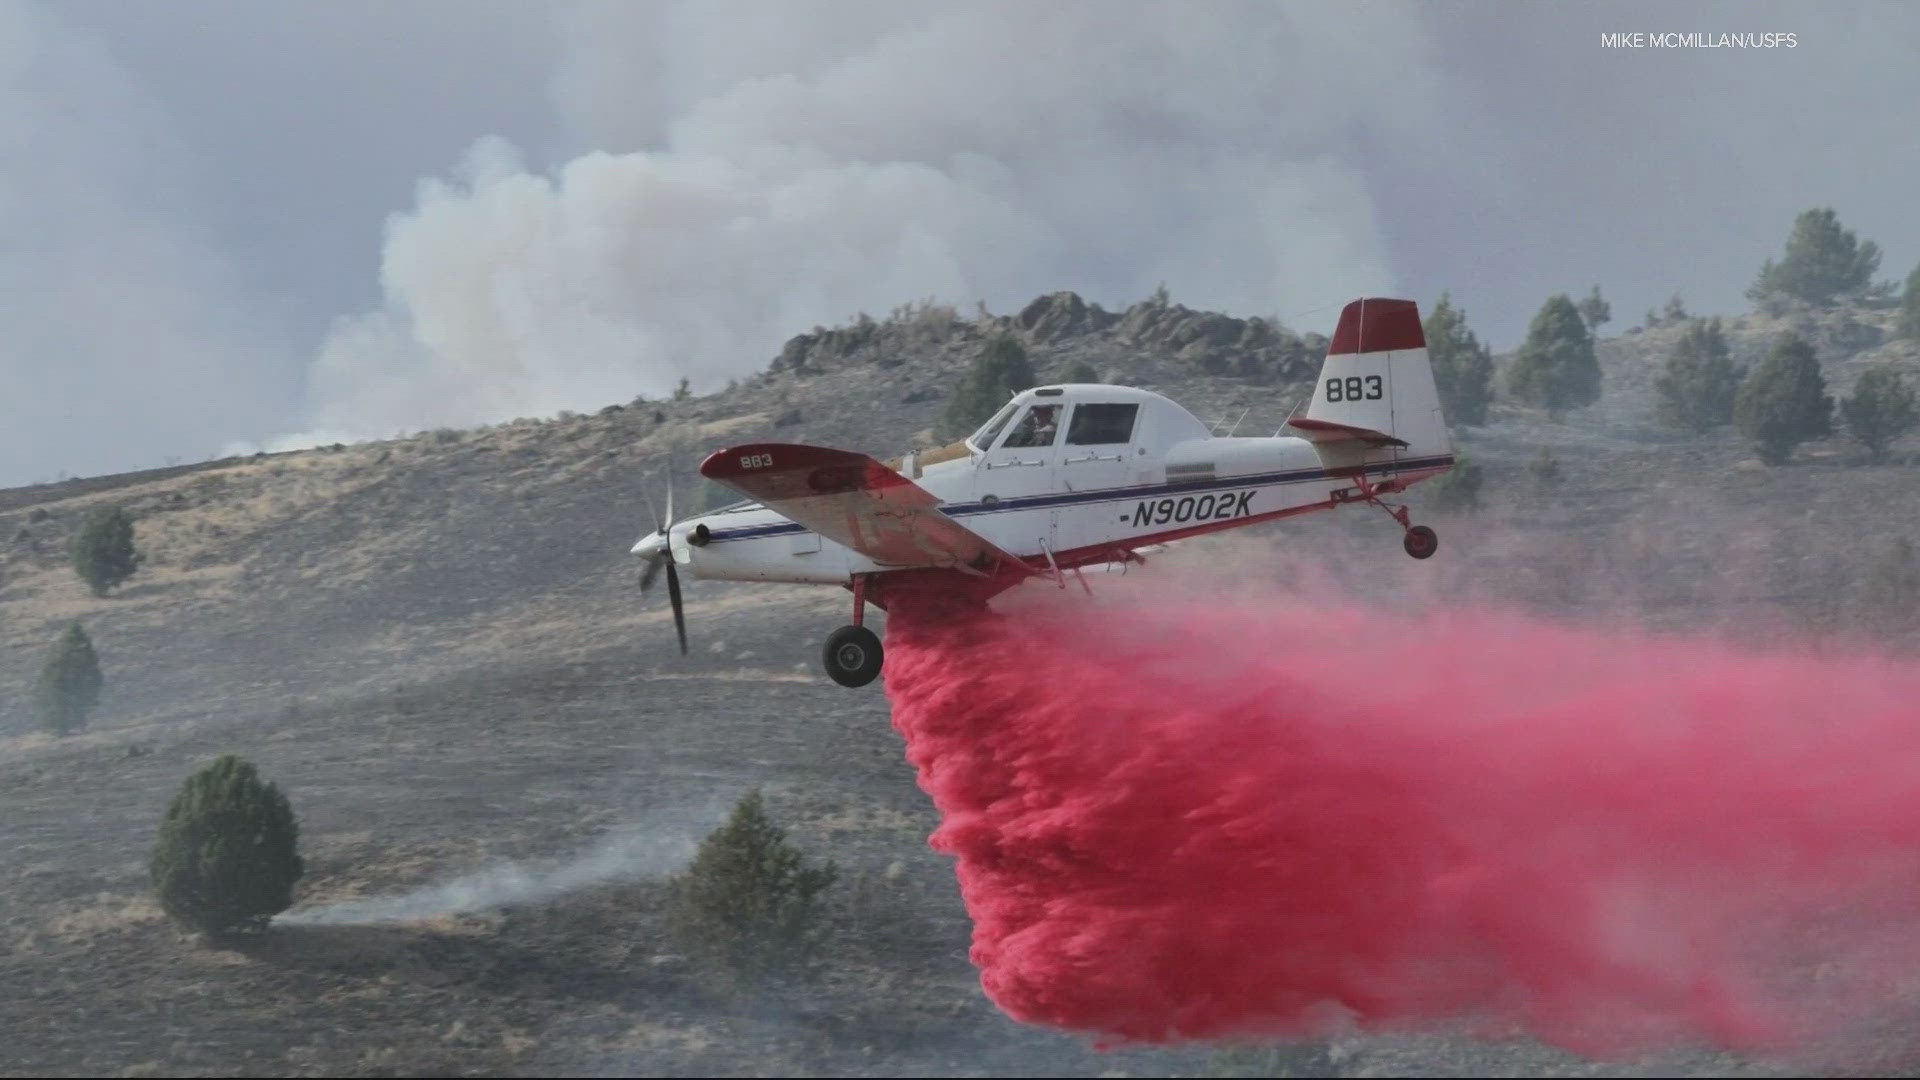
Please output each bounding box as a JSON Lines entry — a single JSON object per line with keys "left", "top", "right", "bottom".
{"left": 2, "top": 290, "right": 1918, "bottom": 1077}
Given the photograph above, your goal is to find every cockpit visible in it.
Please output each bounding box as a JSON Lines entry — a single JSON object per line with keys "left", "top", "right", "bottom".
{"left": 966, "top": 385, "right": 1179, "bottom": 453}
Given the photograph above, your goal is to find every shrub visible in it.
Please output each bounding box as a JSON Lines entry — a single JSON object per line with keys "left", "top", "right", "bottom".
{"left": 1861, "top": 537, "right": 1920, "bottom": 638}
{"left": 1747, "top": 207, "right": 1883, "bottom": 312}
{"left": 151, "top": 755, "right": 304, "bottom": 939}
{"left": 1430, "top": 455, "right": 1483, "bottom": 512}
{"left": 1059, "top": 359, "right": 1101, "bottom": 384}
{"left": 71, "top": 505, "right": 142, "bottom": 596}
{"left": 1576, "top": 285, "right": 1612, "bottom": 334}
{"left": 1734, "top": 334, "right": 1832, "bottom": 464}
{"left": 1505, "top": 294, "right": 1600, "bottom": 418}
{"left": 1529, "top": 447, "right": 1563, "bottom": 485}
{"left": 668, "top": 789, "right": 836, "bottom": 981}
{"left": 1423, "top": 293, "right": 1493, "bottom": 427}
{"left": 1655, "top": 318, "right": 1743, "bottom": 433}
{"left": 940, "top": 334, "right": 1035, "bottom": 439}
{"left": 1900, "top": 262, "right": 1920, "bottom": 343}
{"left": 1840, "top": 366, "right": 1917, "bottom": 463}
{"left": 35, "top": 622, "right": 102, "bottom": 735}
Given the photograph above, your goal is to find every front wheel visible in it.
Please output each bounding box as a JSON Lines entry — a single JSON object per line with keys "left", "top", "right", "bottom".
{"left": 822, "top": 624, "right": 884, "bottom": 687}
{"left": 1403, "top": 525, "right": 1438, "bottom": 560}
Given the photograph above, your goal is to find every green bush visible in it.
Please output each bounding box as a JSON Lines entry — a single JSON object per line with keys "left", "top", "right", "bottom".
{"left": 1505, "top": 294, "right": 1600, "bottom": 418}
{"left": 35, "top": 621, "right": 102, "bottom": 735}
{"left": 1747, "top": 207, "right": 1883, "bottom": 311}
{"left": 940, "top": 334, "right": 1035, "bottom": 439}
{"left": 668, "top": 789, "right": 836, "bottom": 982}
{"left": 71, "top": 505, "right": 141, "bottom": 597}
{"left": 1861, "top": 537, "right": 1920, "bottom": 638}
{"left": 1839, "top": 366, "right": 1917, "bottom": 463}
{"left": 1430, "top": 455, "right": 1484, "bottom": 512}
{"left": 1655, "top": 318, "right": 1743, "bottom": 433}
{"left": 1058, "top": 359, "right": 1101, "bottom": 384}
{"left": 1529, "top": 447, "right": 1563, "bottom": 485}
{"left": 1734, "top": 334, "right": 1832, "bottom": 465}
{"left": 1900, "top": 262, "right": 1920, "bottom": 343}
{"left": 1576, "top": 284, "right": 1612, "bottom": 334}
{"left": 151, "top": 755, "right": 304, "bottom": 939}
{"left": 1424, "top": 293, "right": 1493, "bottom": 427}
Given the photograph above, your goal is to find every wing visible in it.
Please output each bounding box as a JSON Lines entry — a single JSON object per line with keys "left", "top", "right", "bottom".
{"left": 700, "top": 442, "right": 1029, "bottom": 574}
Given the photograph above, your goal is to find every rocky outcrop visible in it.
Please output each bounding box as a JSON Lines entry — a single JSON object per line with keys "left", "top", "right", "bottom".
{"left": 1015, "top": 291, "right": 1119, "bottom": 344}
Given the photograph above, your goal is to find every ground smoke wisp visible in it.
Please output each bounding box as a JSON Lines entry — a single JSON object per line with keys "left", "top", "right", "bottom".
{"left": 282, "top": 828, "right": 694, "bottom": 926}
{"left": 882, "top": 584, "right": 1920, "bottom": 1051}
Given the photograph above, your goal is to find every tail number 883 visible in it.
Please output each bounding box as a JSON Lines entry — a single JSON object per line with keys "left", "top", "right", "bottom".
{"left": 1325, "top": 375, "right": 1383, "bottom": 403}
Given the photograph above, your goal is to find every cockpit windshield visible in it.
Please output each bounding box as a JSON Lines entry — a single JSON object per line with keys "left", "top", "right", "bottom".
{"left": 968, "top": 401, "right": 1019, "bottom": 450}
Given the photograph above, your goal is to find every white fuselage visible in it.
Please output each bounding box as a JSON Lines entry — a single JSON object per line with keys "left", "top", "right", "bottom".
{"left": 654, "top": 385, "right": 1452, "bottom": 585}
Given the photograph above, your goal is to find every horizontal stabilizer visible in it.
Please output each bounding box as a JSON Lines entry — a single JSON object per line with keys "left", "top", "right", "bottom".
{"left": 1287, "top": 417, "right": 1410, "bottom": 448}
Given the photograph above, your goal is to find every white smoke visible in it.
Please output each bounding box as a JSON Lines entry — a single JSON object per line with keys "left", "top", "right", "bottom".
{"left": 284, "top": 823, "right": 698, "bottom": 926}
{"left": 292, "top": 2, "right": 1436, "bottom": 442}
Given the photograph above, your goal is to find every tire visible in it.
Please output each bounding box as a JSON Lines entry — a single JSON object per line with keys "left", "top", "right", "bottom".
{"left": 1403, "top": 525, "right": 1438, "bottom": 560}
{"left": 822, "top": 624, "right": 884, "bottom": 687}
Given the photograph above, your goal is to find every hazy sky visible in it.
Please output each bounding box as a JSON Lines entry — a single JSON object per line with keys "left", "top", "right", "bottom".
{"left": 2, "top": 1, "right": 1914, "bottom": 484}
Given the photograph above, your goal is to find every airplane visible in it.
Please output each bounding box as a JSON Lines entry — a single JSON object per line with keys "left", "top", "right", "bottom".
{"left": 630, "top": 297, "right": 1456, "bottom": 687}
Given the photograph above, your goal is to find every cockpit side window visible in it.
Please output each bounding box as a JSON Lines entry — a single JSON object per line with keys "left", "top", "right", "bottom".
{"left": 1066, "top": 403, "right": 1139, "bottom": 445}
{"left": 1002, "top": 404, "right": 1063, "bottom": 448}
{"left": 968, "top": 402, "right": 1019, "bottom": 451}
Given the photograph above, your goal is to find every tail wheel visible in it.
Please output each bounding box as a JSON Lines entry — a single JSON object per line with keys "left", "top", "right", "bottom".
{"left": 822, "top": 624, "right": 884, "bottom": 687}
{"left": 1403, "top": 525, "right": 1438, "bottom": 560}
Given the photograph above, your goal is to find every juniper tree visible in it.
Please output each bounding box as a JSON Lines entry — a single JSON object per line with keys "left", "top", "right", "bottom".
{"left": 1900, "top": 262, "right": 1920, "bottom": 343}
{"left": 940, "top": 333, "right": 1036, "bottom": 439}
{"left": 1655, "top": 318, "right": 1743, "bottom": 434}
{"left": 1576, "top": 285, "right": 1612, "bottom": 334}
{"left": 1734, "top": 334, "right": 1833, "bottom": 465}
{"left": 1839, "top": 366, "right": 1917, "bottom": 463}
{"left": 1424, "top": 293, "right": 1494, "bottom": 427}
{"left": 1430, "top": 455, "right": 1483, "bottom": 512}
{"left": 1747, "top": 207, "right": 1883, "bottom": 312}
{"left": 71, "top": 505, "right": 141, "bottom": 596}
{"left": 35, "top": 621, "right": 102, "bottom": 735}
{"left": 1530, "top": 447, "right": 1563, "bottom": 485}
{"left": 1059, "top": 359, "right": 1101, "bottom": 384}
{"left": 1505, "top": 294, "right": 1600, "bottom": 418}
{"left": 668, "top": 789, "right": 836, "bottom": 981}
{"left": 150, "top": 755, "right": 304, "bottom": 939}
{"left": 1861, "top": 537, "right": 1920, "bottom": 638}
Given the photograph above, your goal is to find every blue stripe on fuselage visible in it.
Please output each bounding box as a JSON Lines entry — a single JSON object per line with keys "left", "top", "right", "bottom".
{"left": 702, "top": 453, "right": 1455, "bottom": 543}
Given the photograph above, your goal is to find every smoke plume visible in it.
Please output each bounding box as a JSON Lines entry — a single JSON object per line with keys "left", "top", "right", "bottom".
{"left": 291, "top": 2, "right": 1422, "bottom": 443}
{"left": 881, "top": 574, "right": 1920, "bottom": 1053}
{"left": 283, "top": 824, "right": 696, "bottom": 926}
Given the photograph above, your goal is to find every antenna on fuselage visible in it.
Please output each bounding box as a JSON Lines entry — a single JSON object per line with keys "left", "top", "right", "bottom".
{"left": 1275, "top": 396, "right": 1305, "bottom": 437}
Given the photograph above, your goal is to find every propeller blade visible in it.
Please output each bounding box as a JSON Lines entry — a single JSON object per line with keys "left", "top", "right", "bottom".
{"left": 638, "top": 556, "right": 664, "bottom": 593}
{"left": 666, "top": 560, "right": 688, "bottom": 656}
{"left": 664, "top": 481, "right": 675, "bottom": 533}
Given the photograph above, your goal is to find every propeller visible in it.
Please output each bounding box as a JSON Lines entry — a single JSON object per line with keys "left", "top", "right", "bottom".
{"left": 633, "top": 475, "right": 689, "bottom": 655}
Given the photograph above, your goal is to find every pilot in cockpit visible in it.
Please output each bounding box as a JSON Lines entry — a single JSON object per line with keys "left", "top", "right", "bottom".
{"left": 1004, "top": 404, "right": 1061, "bottom": 447}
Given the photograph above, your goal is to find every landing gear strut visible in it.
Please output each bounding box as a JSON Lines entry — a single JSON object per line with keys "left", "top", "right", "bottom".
{"left": 1339, "top": 471, "right": 1440, "bottom": 560}
{"left": 822, "top": 576, "right": 884, "bottom": 687}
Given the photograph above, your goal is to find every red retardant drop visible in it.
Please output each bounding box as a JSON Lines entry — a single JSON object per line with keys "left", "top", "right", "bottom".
{"left": 881, "top": 584, "right": 1920, "bottom": 1054}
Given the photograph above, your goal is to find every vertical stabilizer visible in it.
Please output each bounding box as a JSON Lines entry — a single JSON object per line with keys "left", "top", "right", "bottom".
{"left": 1293, "top": 298, "right": 1451, "bottom": 455}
